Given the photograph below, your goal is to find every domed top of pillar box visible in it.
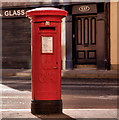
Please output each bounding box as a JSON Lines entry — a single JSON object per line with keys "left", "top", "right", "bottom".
{"left": 26, "top": 7, "right": 67, "bottom": 22}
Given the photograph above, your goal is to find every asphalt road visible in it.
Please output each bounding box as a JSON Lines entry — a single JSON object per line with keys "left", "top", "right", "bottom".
{"left": 1, "top": 76, "right": 118, "bottom": 110}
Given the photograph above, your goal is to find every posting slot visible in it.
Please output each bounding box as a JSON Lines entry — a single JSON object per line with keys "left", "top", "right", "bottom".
{"left": 40, "top": 27, "right": 55, "bottom": 31}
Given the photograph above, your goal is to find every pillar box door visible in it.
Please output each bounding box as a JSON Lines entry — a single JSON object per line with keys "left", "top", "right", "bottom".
{"left": 26, "top": 7, "right": 67, "bottom": 115}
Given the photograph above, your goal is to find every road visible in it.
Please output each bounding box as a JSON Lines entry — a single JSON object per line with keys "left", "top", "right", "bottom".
{"left": 1, "top": 76, "right": 118, "bottom": 110}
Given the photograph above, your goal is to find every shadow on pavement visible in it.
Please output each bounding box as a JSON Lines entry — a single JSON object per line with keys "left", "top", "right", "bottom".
{"left": 2, "top": 76, "right": 31, "bottom": 91}
{"left": 35, "top": 113, "right": 76, "bottom": 120}
{"left": 2, "top": 76, "right": 118, "bottom": 96}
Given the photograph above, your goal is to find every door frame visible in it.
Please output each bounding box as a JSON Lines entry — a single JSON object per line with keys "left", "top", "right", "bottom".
{"left": 104, "top": 2, "right": 110, "bottom": 70}
{"left": 72, "top": 3, "right": 110, "bottom": 70}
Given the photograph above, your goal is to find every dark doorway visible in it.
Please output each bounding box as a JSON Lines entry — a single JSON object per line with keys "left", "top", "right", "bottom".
{"left": 2, "top": 18, "right": 31, "bottom": 69}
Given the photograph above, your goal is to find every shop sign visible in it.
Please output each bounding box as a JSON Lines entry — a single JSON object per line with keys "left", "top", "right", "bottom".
{"left": 0, "top": 9, "right": 30, "bottom": 18}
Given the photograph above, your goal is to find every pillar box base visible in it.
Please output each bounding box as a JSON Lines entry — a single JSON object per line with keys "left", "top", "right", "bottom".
{"left": 31, "top": 100, "right": 62, "bottom": 115}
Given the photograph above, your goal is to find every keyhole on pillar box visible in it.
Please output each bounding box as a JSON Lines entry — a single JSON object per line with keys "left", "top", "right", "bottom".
{"left": 56, "top": 62, "right": 58, "bottom": 64}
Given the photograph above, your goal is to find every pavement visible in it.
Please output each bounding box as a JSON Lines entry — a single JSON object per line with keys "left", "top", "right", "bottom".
{"left": 2, "top": 68, "right": 118, "bottom": 79}
{"left": 1, "top": 68, "right": 119, "bottom": 119}
{"left": 0, "top": 84, "right": 118, "bottom": 119}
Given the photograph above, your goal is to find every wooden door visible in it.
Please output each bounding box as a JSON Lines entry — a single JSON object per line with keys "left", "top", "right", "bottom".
{"left": 74, "top": 15, "right": 97, "bottom": 65}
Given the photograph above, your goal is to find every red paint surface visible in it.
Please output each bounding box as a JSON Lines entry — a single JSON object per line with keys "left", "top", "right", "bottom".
{"left": 26, "top": 8, "right": 67, "bottom": 100}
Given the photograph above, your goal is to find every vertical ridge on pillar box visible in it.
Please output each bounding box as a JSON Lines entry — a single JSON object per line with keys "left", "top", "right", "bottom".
{"left": 26, "top": 7, "right": 67, "bottom": 114}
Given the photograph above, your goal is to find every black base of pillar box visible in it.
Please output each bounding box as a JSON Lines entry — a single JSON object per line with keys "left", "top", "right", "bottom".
{"left": 31, "top": 100, "right": 62, "bottom": 115}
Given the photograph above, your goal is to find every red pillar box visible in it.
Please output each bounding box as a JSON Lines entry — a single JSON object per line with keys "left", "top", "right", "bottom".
{"left": 26, "top": 7, "right": 67, "bottom": 114}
